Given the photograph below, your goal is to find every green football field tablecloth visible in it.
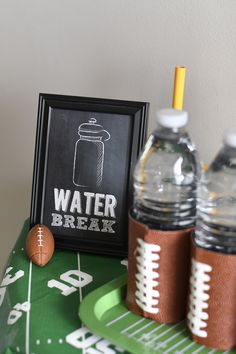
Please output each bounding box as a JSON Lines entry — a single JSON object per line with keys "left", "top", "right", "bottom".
{"left": 0, "top": 220, "right": 128, "bottom": 354}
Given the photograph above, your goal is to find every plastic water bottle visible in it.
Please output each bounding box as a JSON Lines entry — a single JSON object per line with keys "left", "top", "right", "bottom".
{"left": 131, "top": 108, "right": 199, "bottom": 230}
{"left": 195, "top": 133, "right": 236, "bottom": 253}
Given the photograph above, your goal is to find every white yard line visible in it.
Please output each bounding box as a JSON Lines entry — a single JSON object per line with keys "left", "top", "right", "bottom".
{"left": 128, "top": 320, "right": 154, "bottom": 338}
{"left": 25, "top": 261, "right": 32, "bottom": 354}
{"left": 180, "top": 341, "right": 196, "bottom": 353}
{"left": 139, "top": 323, "right": 166, "bottom": 341}
{"left": 153, "top": 328, "right": 186, "bottom": 350}
{"left": 207, "top": 350, "right": 216, "bottom": 354}
{"left": 191, "top": 345, "right": 205, "bottom": 354}
{"left": 77, "top": 253, "right": 83, "bottom": 303}
{"left": 146, "top": 322, "right": 183, "bottom": 346}
{"left": 164, "top": 335, "right": 189, "bottom": 353}
{"left": 77, "top": 252, "right": 86, "bottom": 354}
{"left": 120, "top": 318, "right": 145, "bottom": 334}
{"left": 106, "top": 311, "right": 131, "bottom": 327}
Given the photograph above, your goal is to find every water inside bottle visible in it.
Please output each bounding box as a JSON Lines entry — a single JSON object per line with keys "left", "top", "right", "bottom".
{"left": 133, "top": 128, "right": 199, "bottom": 230}
{"left": 195, "top": 144, "right": 236, "bottom": 253}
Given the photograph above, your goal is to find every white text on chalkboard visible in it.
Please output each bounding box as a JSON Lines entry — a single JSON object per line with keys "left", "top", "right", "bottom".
{"left": 51, "top": 188, "right": 117, "bottom": 233}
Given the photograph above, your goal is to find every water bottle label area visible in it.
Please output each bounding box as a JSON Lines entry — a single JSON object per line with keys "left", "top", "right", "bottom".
{"left": 187, "top": 241, "right": 236, "bottom": 351}
{"left": 126, "top": 215, "right": 193, "bottom": 324}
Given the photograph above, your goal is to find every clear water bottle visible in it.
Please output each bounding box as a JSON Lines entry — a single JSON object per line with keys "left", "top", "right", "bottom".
{"left": 195, "top": 133, "right": 236, "bottom": 253}
{"left": 131, "top": 108, "right": 199, "bottom": 230}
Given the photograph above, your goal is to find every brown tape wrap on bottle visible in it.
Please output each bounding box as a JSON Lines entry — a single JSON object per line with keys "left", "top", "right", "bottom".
{"left": 187, "top": 240, "right": 236, "bottom": 351}
{"left": 126, "top": 214, "right": 193, "bottom": 323}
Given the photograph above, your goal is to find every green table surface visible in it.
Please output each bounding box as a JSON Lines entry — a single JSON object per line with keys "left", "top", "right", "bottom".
{"left": 0, "top": 220, "right": 128, "bottom": 354}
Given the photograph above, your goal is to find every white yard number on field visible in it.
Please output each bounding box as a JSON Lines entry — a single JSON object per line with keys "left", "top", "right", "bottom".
{"left": 7, "top": 301, "right": 30, "bottom": 325}
{"left": 47, "top": 270, "right": 93, "bottom": 296}
{"left": 66, "top": 327, "right": 124, "bottom": 353}
{"left": 0, "top": 267, "right": 24, "bottom": 307}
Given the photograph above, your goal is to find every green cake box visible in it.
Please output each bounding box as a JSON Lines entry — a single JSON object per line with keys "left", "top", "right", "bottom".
{"left": 0, "top": 220, "right": 127, "bottom": 354}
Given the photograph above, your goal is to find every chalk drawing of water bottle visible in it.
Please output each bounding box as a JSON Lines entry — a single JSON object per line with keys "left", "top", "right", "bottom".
{"left": 73, "top": 118, "right": 111, "bottom": 188}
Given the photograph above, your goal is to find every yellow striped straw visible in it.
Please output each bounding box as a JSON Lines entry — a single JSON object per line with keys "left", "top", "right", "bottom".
{"left": 172, "top": 66, "right": 186, "bottom": 110}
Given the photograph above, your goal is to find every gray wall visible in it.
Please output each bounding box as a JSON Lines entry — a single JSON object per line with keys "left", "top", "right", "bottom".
{"left": 1, "top": 0, "right": 236, "bottom": 273}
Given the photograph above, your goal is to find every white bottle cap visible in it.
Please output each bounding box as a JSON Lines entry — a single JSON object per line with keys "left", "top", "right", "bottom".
{"left": 157, "top": 108, "right": 188, "bottom": 128}
{"left": 224, "top": 132, "right": 236, "bottom": 148}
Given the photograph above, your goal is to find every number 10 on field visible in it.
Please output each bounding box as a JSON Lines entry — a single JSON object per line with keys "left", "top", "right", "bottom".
{"left": 47, "top": 270, "right": 93, "bottom": 296}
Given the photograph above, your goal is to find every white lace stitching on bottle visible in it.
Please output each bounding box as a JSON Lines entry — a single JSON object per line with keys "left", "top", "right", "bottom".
{"left": 135, "top": 238, "right": 161, "bottom": 314}
{"left": 187, "top": 258, "right": 212, "bottom": 338}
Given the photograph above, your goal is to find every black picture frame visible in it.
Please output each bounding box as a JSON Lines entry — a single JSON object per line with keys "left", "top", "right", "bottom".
{"left": 30, "top": 93, "right": 149, "bottom": 256}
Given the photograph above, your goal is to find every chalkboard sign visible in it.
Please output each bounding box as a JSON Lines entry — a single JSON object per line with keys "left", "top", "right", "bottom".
{"left": 30, "top": 94, "right": 149, "bottom": 256}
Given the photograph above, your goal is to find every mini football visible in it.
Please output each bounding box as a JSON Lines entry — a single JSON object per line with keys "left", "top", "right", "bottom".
{"left": 26, "top": 224, "right": 55, "bottom": 267}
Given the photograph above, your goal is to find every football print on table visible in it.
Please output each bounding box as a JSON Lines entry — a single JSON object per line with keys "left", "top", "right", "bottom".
{"left": 26, "top": 224, "right": 55, "bottom": 266}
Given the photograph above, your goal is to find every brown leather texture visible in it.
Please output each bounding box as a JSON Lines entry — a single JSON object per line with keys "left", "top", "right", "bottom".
{"left": 187, "top": 241, "right": 236, "bottom": 351}
{"left": 26, "top": 224, "right": 55, "bottom": 267}
{"left": 126, "top": 215, "right": 193, "bottom": 323}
